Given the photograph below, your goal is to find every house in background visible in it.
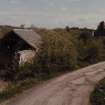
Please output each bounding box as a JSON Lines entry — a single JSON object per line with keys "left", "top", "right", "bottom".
{"left": 0, "top": 29, "right": 42, "bottom": 68}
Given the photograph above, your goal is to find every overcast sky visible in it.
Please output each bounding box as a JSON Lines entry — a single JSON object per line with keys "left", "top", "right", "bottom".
{"left": 0, "top": 0, "right": 105, "bottom": 28}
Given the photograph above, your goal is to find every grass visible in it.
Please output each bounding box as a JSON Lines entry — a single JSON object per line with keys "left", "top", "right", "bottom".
{"left": 0, "top": 78, "right": 40, "bottom": 103}
{"left": 1, "top": 27, "right": 105, "bottom": 104}
{"left": 91, "top": 78, "right": 105, "bottom": 105}
{"left": 0, "top": 68, "right": 73, "bottom": 104}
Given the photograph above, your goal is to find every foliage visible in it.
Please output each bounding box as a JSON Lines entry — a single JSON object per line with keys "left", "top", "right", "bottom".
{"left": 91, "top": 78, "right": 105, "bottom": 105}
{"left": 1, "top": 26, "right": 105, "bottom": 103}
{"left": 94, "top": 21, "right": 105, "bottom": 36}
{"left": 0, "top": 78, "right": 38, "bottom": 103}
{"left": 97, "top": 21, "right": 105, "bottom": 31}
{"left": 1, "top": 27, "right": 105, "bottom": 81}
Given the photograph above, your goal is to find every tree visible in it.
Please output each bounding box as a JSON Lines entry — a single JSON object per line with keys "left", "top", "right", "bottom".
{"left": 20, "top": 24, "right": 25, "bottom": 29}
{"left": 65, "top": 26, "right": 70, "bottom": 32}
{"left": 79, "top": 29, "right": 92, "bottom": 42}
{"left": 94, "top": 21, "right": 105, "bottom": 36}
{"left": 97, "top": 21, "right": 105, "bottom": 31}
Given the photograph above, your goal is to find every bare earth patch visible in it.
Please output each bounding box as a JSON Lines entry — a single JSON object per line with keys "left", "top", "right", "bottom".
{"left": 1, "top": 62, "right": 105, "bottom": 105}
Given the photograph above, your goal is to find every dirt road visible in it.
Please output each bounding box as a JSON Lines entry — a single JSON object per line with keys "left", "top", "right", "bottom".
{"left": 2, "top": 62, "right": 105, "bottom": 105}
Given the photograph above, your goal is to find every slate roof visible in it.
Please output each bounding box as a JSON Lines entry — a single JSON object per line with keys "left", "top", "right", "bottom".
{"left": 13, "top": 29, "right": 42, "bottom": 49}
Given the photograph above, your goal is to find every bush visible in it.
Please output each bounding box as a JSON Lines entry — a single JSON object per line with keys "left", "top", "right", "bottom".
{"left": 33, "top": 30, "right": 78, "bottom": 78}
{"left": 1, "top": 27, "right": 105, "bottom": 103}
{"left": 2, "top": 28, "right": 105, "bottom": 82}
{"left": 0, "top": 79, "right": 38, "bottom": 102}
{"left": 91, "top": 78, "right": 105, "bottom": 105}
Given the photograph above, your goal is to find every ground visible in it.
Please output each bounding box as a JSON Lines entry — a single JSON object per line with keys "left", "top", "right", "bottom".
{"left": 1, "top": 62, "right": 105, "bottom": 105}
{"left": 0, "top": 81, "right": 8, "bottom": 92}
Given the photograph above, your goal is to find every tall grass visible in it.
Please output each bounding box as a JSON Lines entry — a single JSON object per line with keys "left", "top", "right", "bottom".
{"left": 1, "top": 28, "right": 105, "bottom": 103}
{"left": 6, "top": 28, "right": 105, "bottom": 81}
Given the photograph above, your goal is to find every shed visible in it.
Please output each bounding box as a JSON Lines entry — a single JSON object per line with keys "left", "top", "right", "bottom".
{"left": 0, "top": 29, "right": 42, "bottom": 67}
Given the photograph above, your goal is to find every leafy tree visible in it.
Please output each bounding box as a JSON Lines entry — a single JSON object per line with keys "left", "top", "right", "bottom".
{"left": 65, "top": 26, "right": 70, "bottom": 32}
{"left": 94, "top": 21, "right": 105, "bottom": 36}
{"left": 97, "top": 21, "right": 105, "bottom": 31}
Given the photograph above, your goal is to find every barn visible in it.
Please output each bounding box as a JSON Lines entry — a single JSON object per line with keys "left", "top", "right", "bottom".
{"left": 0, "top": 29, "right": 42, "bottom": 68}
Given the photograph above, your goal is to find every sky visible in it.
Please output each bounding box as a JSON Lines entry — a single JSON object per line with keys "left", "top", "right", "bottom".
{"left": 0, "top": 0, "right": 105, "bottom": 28}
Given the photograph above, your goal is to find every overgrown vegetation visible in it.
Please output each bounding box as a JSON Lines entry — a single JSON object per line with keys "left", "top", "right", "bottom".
{"left": 0, "top": 78, "right": 39, "bottom": 103}
{"left": 1, "top": 21, "right": 105, "bottom": 103}
{"left": 91, "top": 78, "right": 105, "bottom": 105}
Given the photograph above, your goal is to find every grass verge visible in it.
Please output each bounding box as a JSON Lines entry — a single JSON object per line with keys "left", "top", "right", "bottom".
{"left": 0, "top": 68, "right": 73, "bottom": 104}
{"left": 90, "top": 78, "right": 105, "bottom": 105}
{"left": 0, "top": 78, "right": 40, "bottom": 103}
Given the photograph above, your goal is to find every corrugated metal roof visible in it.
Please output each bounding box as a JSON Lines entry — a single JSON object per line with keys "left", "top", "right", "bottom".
{"left": 13, "top": 29, "right": 42, "bottom": 49}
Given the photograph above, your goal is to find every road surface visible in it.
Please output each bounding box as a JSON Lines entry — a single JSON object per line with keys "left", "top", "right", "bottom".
{"left": 1, "top": 62, "right": 105, "bottom": 105}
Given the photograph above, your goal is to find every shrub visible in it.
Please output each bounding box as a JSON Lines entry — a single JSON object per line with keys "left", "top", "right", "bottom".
{"left": 2, "top": 28, "right": 105, "bottom": 82}
{"left": 32, "top": 30, "right": 78, "bottom": 78}
{"left": 91, "top": 78, "right": 105, "bottom": 105}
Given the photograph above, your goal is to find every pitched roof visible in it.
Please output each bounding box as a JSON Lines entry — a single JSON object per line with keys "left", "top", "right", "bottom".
{"left": 13, "top": 29, "right": 42, "bottom": 49}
